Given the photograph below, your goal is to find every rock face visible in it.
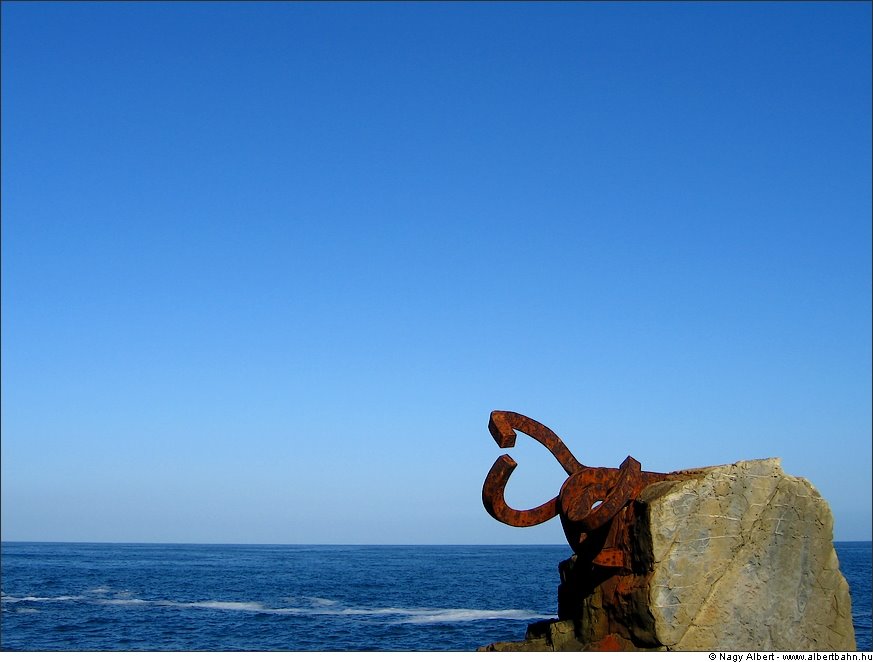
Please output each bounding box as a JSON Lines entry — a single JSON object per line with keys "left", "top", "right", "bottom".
{"left": 480, "top": 459, "right": 856, "bottom": 651}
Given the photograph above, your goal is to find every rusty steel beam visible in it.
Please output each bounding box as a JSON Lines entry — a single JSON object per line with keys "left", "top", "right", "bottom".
{"left": 482, "top": 410, "right": 677, "bottom": 573}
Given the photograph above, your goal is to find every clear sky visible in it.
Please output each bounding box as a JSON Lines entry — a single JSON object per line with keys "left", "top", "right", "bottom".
{"left": 2, "top": 2, "right": 870, "bottom": 545}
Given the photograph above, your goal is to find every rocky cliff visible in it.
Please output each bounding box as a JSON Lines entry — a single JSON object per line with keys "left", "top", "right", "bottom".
{"left": 480, "top": 459, "right": 856, "bottom": 651}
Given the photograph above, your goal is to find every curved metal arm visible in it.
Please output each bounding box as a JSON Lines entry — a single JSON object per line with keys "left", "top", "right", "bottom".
{"left": 560, "top": 456, "right": 643, "bottom": 532}
{"left": 488, "top": 411, "right": 584, "bottom": 475}
{"left": 482, "top": 411, "right": 584, "bottom": 527}
{"left": 482, "top": 454, "right": 561, "bottom": 527}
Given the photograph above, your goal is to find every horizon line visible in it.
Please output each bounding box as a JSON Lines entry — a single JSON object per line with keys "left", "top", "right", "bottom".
{"left": 2, "top": 539, "right": 871, "bottom": 546}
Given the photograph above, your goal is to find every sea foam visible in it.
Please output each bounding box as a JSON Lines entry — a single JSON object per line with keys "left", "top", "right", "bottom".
{"left": 1, "top": 591, "right": 555, "bottom": 624}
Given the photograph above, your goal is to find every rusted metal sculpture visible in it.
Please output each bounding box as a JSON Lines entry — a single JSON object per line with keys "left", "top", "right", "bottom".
{"left": 482, "top": 410, "right": 677, "bottom": 574}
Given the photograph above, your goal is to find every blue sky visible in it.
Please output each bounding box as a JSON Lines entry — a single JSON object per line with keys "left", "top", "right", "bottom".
{"left": 2, "top": 2, "right": 870, "bottom": 544}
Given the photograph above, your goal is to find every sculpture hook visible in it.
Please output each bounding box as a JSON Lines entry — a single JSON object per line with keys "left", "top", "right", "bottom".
{"left": 482, "top": 411, "right": 584, "bottom": 527}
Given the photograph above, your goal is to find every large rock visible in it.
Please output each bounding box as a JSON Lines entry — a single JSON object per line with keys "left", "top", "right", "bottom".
{"left": 480, "top": 459, "right": 856, "bottom": 651}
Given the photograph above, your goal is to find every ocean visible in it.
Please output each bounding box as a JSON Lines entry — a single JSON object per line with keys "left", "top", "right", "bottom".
{"left": 1, "top": 541, "right": 869, "bottom": 651}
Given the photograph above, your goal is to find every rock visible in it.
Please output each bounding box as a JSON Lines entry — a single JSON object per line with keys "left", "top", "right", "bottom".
{"left": 480, "top": 458, "right": 856, "bottom": 651}
{"left": 477, "top": 619, "right": 582, "bottom": 652}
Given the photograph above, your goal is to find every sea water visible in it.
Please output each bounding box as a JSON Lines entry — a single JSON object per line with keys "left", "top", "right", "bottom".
{"left": 1, "top": 542, "right": 869, "bottom": 651}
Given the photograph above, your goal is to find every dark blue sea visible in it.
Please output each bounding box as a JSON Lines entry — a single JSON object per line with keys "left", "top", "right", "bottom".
{"left": 1, "top": 542, "right": 870, "bottom": 651}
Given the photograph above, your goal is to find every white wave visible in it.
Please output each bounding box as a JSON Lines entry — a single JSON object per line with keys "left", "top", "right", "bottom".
{"left": 0, "top": 592, "right": 555, "bottom": 624}
{"left": 97, "top": 598, "right": 149, "bottom": 606}
{"left": 182, "top": 601, "right": 266, "bottom": 612}
{"left": 89, "top": 597, "right": 266, "bottom": 612}
{"left": 1, "top": 595, "right": 79, "bottom": 603}
{"left": 399, "top": 608, "right": 555, "bottom": 624}
{"left": 16, "top": 607, "right": 40, "bottom": 614}
{"left": 271, "top": 604, "right": 555, "bottom": 623}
